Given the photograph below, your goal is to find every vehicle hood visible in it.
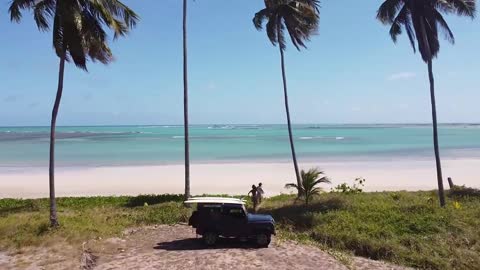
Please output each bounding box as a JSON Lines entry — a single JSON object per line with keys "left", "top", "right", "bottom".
{"left": 247, "top": 213, "right": 275, "bottom": 223}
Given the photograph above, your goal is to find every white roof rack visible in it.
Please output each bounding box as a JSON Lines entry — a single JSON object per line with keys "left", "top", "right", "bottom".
{"left": 184, "top": 197, "right": 246, "bottom": 205}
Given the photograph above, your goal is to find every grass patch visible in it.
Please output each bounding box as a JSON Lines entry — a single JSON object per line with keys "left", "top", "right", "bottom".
{"left": 1, "top": 191, "right": 479, "bottom": 269}
{"left": 260, "top": 191, "right": 480, "bottom": 270}
{"left": 0, "top": 195, "right": 191, "bottom": 249}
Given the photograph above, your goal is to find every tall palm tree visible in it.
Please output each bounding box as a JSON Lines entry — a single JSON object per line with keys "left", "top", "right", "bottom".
{"left": 183, "top": 0, "right": 190, "bottom": 200}
{"left": 377, "top": 0, "right": 475, "bottom": 207}
{"left": 285, "top": 168, "right": 331, "bottom": 205}
{"left": 253, "top": 0, "right": 319, "bottom": 196}
{"left": 10, "top": 0, "right": 138, "bottom": 226}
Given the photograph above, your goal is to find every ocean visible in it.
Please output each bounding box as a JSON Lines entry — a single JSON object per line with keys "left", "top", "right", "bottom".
{"left": 1, "top": 124, "right": 480, "bottom": 167}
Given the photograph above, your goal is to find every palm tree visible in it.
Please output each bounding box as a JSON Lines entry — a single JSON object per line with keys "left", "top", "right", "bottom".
{"left": 253, "top": 0, "right": 319, "bottom": 196}
{"left": 10, "top": 0, "right": 138, "bottom": 227}
{"left": 285, "top": 168, "right": 330, "bottom": 205}
{"left": 377, "top": 0, "right": 475, "bottom": 207}
{"left": 183, "top": 0, "right": 190, "bottom": 200}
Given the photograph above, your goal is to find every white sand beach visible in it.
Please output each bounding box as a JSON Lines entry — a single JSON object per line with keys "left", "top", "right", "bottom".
{"left": 1, "top": 158, "right": 479, "bottom": 198}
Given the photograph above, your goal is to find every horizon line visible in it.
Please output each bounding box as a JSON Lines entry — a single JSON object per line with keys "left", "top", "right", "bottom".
{"left": 1, "top": 122, "right": 480, "bottom": 128}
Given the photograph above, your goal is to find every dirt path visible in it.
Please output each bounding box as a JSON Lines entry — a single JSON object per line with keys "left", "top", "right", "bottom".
{"left": 90, "top": 225, "right": 409, "bottom": 270}
{"left": 0, "top": 225, "right": 410, "bottom": 269}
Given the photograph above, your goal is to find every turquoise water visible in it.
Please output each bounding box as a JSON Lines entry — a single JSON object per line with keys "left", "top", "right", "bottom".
{"left": 1, "top": 124, "right": 480, "bottom": 167}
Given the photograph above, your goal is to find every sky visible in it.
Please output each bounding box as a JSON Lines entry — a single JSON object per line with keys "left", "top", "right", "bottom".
{"left": 0, "top": 0, "right": 479, "bottom": 126}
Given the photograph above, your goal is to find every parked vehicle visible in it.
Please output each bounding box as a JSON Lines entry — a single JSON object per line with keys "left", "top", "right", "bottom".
{"left": 185, "top": 197, "right": 275, "bottom": 247}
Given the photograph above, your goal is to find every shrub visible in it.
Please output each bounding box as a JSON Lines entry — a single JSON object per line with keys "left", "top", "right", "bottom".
{"left": 331, "top": 178, "right": 365, "bottom": 194}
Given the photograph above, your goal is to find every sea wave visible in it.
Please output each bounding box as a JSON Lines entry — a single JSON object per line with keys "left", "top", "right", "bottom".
{"left": 207, "top": 125, "right": 235, "bottom": 130}
{"left": 207, "top": 125, "right": 264, "bottom": 130}
{"left": 298, "top": 136, "right": 345, "bottom": 141}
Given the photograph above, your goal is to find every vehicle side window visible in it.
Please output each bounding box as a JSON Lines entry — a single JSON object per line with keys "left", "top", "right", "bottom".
{"left": 199, "top": 205, "right": 222, "bottom": 221}
{"left": 223, "top": 207, "right": 245, "bottom": 219}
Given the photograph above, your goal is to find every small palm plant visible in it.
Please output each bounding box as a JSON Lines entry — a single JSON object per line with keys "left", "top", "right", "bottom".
{"left": 285, "top": 168, "right": 331, "bottom": 205}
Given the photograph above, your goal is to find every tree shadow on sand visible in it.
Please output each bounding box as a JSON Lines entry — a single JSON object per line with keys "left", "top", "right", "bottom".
{"left": 258, "top": 197, "right": 346, "bottom": 230}
{"left": 154, "top": 238, "right": 259, "bottom": 251}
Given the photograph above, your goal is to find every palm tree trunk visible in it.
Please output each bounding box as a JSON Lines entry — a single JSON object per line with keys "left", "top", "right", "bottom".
{"left": 183, "top": 0, "right": 190, "bottom": 200}
{"left": 428, "top": 60, "right": 445, "bottom": 207}
{"left": 278, "top": 31, "right": 301, "bottom": 197}
{"left": 49, "top": 51, "right": 66, "bottom": 227}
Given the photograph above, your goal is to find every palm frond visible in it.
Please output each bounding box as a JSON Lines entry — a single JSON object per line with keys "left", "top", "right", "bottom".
{"left": 33, "top": 0, "right": 55, "bottom": 31}
{"left": 9, "top": 0, "right": 36, "bottom": 22}
{"left": 253, "top": 8, "right": 269, "bottom": 30}
{"left": 266, "top": 13, "right": 279, "bottom": 46}
{"left": 86, "top": 0, "right": 138, "bottom": 39}
{"left": 63, "top": 10, "right": 88, "bottom": 70}
{"left": 425, "top": 15, "right": 440, "bottom": 59}
{"left": 313, "top": 177, "right": 331, "bottom": 186}
{"left": 276, "top": 16, "right": 286, "bottom": 50}
{"left": 253, "top": 0, "right": 319, "bottom": 51}
{"left": 388, "top": 5, "right": 416, "bottom": 53}
{"left": 433, "top": 9, "right": 455, "bottom": 44}
{"left": 439, "top": 0, "right": 476, "bottom": 18}
{"left": 285, "top": 183, "right": 299, "bottom": 189}
{"left": 377, "top": 0, "right": 404, "bottom": 24}
{"left": 403, "top": 8, "right": 417, "bottom": 52}
{"left": 310, "top": 187, "right": 323, "bottom": 195}
{"left": 101, "top": 0, "right": 139, "bottom": 28}
{"left": 389, "top": 14, "right": 402, "bottom": 43}
{"left": 296, "top": 0, "right": 321, "bottom": 13}
{"left": 52, "top": 8, "right": 65, "bottom": 59}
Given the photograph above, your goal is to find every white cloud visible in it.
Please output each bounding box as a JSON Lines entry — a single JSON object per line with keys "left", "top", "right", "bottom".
{"left": 387, "top": 72, "right": 416, "bottom": 81}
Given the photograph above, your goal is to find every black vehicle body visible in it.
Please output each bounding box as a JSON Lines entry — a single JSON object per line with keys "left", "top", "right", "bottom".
{"left": 188, "top": 202, "right": 275, "bottom": 247}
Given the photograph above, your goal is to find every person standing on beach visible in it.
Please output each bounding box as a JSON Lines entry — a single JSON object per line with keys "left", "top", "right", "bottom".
{"left": 248, "top": 185, "right": 258, "bottom": 212}
{"left": 257, "top": 182, "right": 265, "bottom": 204}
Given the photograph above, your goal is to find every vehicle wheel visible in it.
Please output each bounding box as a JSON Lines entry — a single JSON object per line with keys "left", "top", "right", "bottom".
{"left": 203, "top": 232, "right": 217, "bottom": 246}
{"left": 255, "top": 233, "right": 271, "bottom": 248}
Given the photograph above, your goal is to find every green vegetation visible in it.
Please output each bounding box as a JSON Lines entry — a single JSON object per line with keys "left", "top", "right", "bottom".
{"left": 331, "top": 178, "right": 366, "bottom": 194}
{"left": 1, "top": 190, "right": 479, "bottom": 269}
{"left": 285, "top": 168, "right": 331, "bottom": 205}
{"left": 0, "top": 195, "right": 188, "bottom": 248}
{"left": 261, "top": 190, "right": 480, "bottom": 270}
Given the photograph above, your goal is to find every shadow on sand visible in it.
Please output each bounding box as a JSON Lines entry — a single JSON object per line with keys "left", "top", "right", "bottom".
{"left": 154, "top": 237, "right": 258, "bottom": 251}
{"left": 258, "top": 197, "right": 346, "bottom": 230}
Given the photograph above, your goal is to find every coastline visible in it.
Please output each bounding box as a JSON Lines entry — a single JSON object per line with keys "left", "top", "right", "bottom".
{"left": 1, "top": 157, "right": 479, "bottom": 198}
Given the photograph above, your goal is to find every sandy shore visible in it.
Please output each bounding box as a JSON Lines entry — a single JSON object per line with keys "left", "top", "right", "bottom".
{"left": 1, "top": 158, "right": 479, "bottom": 198}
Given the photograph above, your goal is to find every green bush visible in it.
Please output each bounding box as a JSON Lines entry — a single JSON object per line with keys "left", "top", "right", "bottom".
{"left": 331, "top": 178, "right": 365, "bottom": 194}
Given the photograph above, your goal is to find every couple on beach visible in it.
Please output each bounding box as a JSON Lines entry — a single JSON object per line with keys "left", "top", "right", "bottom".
{"left": 248, "top": 183, "right": 264, "bottom": 212}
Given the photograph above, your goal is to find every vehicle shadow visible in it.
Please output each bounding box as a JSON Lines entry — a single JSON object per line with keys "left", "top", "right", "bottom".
{"left": 154, "top": 238, "right": 258, "bottom": 251}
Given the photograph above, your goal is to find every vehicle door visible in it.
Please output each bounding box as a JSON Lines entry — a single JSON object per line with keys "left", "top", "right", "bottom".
{"left": 220, "top": 204, "right": 248, "bottom": 237}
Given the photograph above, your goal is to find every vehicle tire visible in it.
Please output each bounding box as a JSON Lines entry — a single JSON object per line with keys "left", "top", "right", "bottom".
{"left": 203, "top": 232, "right": 218, "bottom": 246}
{"left": 255, "top": 232, "right": 271, "bottom": 248}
